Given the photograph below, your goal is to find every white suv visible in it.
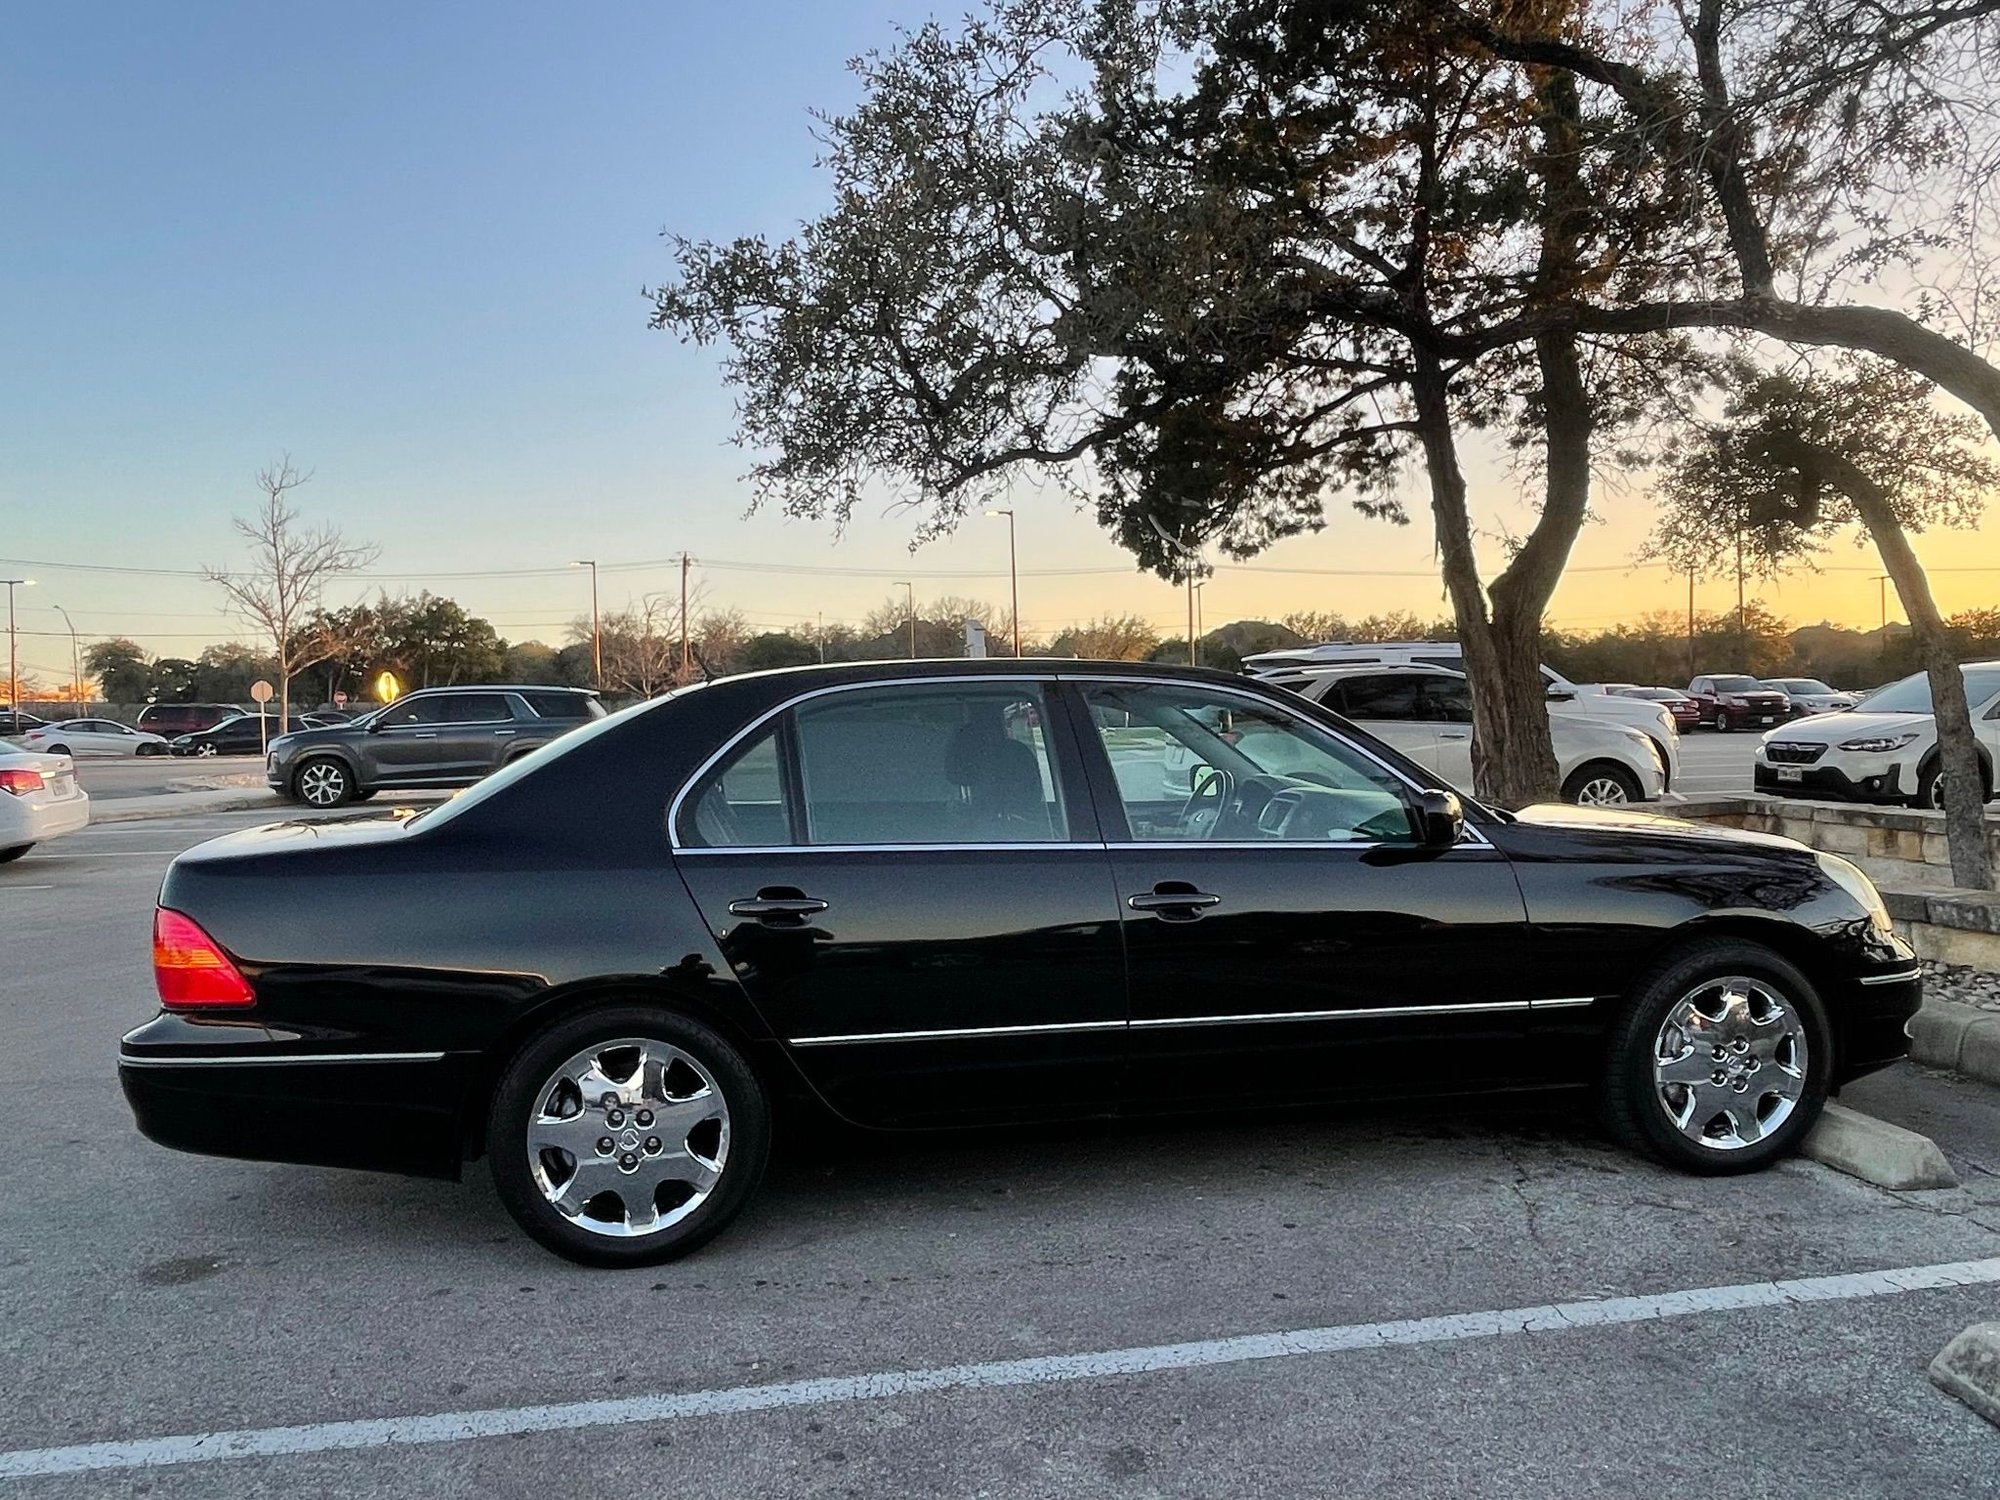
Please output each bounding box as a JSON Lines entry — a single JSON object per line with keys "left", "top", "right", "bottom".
{"left": 1269, "top": 664, "right": 1670, "bottom": 804}
{"left": 1755, "top": 662, "right": 2000, "bottom": 808}
{"left": 1243, "top": 640, "right": 1680, "bottom": 767}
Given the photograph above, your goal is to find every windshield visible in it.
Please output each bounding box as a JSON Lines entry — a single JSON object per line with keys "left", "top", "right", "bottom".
{"left": 1767, "top": 679, "right": 1831, "bottom": 694}
{"left": 1854, "top": 667, "right": 2000, "bottom": 715}
{"left": 1710, "top": 676, "right": 1762, "bottom": 693}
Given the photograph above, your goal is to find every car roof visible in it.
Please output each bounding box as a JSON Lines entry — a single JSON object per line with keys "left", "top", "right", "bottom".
{"left": 402, "top": 683, "right": 597, "bottom": 695}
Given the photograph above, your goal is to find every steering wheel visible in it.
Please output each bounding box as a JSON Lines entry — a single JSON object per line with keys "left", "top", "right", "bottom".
{"left": 1175, "top": 765, "right": 1237, "bottom": 839}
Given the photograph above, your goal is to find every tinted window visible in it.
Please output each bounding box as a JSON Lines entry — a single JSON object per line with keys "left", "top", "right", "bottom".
{"left": 1082, "top": 683, "right": 1418, "bottom": 844}
{"left": 1336, "top": 675, "right": 1425, "bottom": 721}
{"left": 1710, "top": 676, "right": 1762, "bottom": 693}
{"left": 375, "top": 696, "right": 451, "bottom": 727}
{"left": 520, "top": 691, "right": 597, "bottom": 719}
{"left": 439, "top": 693, "right": 513, "bottom": 724}
{"left": 682, "top": 727, "right": 790, "bottom": 848}
{"left": 792, "top": 684, "right": 1066, "bottom": 845}
{"left": 1856, "top": 668, "right": 2000, "bottom": 716}
{"left": 1419, "top": 677, "right": 1474, "bottom": 723}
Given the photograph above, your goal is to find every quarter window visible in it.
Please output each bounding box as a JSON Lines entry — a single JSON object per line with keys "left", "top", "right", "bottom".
{"left": 683, "top": 727, "right": 791, "bottom": 848}
{"left": 1081, "top": 683, "right": 1419, "bottom": 844}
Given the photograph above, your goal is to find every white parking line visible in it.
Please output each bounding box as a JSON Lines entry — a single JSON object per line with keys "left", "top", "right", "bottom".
{"left": 2, "top": 1255, "right": 1996, "bottom": 1479}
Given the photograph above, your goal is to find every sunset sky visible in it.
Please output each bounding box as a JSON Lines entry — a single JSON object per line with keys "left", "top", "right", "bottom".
{"left": 4, "top": 1, "right": 1995, "bottom": 684}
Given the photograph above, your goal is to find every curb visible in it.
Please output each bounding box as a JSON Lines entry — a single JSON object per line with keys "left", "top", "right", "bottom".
{"left": 1908, "top": 998, "right": 2000, "bottom": 1088}
{"left": 1800, "top": 1103, "right": 1958, "bottom": 1191}
{"left": 1930, "top": 1322, "right": 2000, "bottom": 1429}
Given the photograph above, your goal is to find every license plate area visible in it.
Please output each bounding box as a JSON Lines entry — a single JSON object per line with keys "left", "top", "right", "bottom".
{"left": 1776, "top": 767, "right": 1803, "bottom": 783}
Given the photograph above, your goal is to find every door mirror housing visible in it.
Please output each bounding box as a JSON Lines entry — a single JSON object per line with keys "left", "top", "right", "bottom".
{"left": 1413, "top": 789, "right": 1464, "bottom": 849}
{"left": 1545, "top": 684, "right": 1576, "bottom": 702}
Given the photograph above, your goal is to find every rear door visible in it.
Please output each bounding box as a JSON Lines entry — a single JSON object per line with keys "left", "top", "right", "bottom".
{"left": 1066, "top": 677, "right": 1540, "bottom": 1109}
{"left": 672, "top": 677, "right": 1127, "bottom": 1127}
{"left": 431, "top": 691, "right": 520, "bottom": 778}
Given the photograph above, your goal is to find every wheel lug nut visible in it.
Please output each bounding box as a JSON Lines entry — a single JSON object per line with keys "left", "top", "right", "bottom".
{"left": 636, "top": 1110, "right": 654, "bottom": 1127}
{"left": 1732, "top": 1079, "right": 1748, "bottom": 1092}
{"left": 606, "top": 1110, "right": 625, "bottom": 1128}
{"left": 645, "top": 1136, "right": 662, "bottom": 1154}
{"left": 620, "top": 1152, "right": 637, "bottom": 1168}
{"left": 596, "top": 1137, "right": 614, "bottom": 1155}
{"left": 1711, "top": 1046, "right": 1727, "bottom": 1060}
{"left": 1732, "top": 1038, "right": 1750, "bottom": 1053}
{"left": 1712, "top": 1071, "right": 1727, "bottom": 1086}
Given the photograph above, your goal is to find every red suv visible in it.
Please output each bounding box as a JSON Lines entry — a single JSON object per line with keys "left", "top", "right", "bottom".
{"left": 1686, "top": 675, "right": 1791, "bottom": 732}
{"left": 134, "top": 702, "right": 243, "bottom": 737}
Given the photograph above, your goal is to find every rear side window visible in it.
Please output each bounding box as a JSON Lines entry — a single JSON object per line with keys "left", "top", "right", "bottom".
{"left": 793, "top": 684, "right": 1067, "bottom": 845}
{"left": 1336, "top": 675, "right": 1425, "bottom": 721}
{"left": 440, "top": 693, "right": 513, "bottom": 724}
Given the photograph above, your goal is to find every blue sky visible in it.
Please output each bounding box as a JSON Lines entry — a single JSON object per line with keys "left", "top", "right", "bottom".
{"left": 0, "top": 2, "right": 1949, "bottom": 678}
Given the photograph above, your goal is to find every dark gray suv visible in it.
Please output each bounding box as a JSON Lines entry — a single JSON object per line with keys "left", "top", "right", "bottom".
{"left": 266, "top": 686, "right": 605, "bottom": 807}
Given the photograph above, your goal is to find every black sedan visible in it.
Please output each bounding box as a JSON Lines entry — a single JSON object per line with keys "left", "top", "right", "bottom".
{"left": 168, "top": 714, "right": 313, "bottom": 757}
{"left": 120, "top": 661, "right": 1922, "bottom": 1266}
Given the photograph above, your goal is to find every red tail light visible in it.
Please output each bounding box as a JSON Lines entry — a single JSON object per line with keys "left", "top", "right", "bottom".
{"left": 0, "top": 768, "right": 44, "bottom": 796}
{"left": 153, "top": 909, "right": 256, "bottom": 1009}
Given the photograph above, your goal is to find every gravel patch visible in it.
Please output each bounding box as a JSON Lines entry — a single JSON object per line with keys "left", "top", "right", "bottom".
{"left": 1921, "top": 959, "right": 2000, "bottom": 1013}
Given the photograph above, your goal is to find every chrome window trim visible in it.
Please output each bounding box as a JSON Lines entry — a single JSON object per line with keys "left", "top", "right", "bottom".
{"left": 119, "top": 1050, "right": 449, "bottom": 1068}
{"left": 669, "top": 669, "right": 1486, "bottom": 853}
{"left": 675, "top": 839, "right": 1497, "bottom": 856}
{"left": 788, "top": 997, "right": 1598, "bottom": 1046}
{"left": 1858, "top": 968, "right": 1922, "bottom": 986}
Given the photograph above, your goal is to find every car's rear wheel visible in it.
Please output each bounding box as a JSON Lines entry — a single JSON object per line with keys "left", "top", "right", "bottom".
{"left": 0, "top": 844, "right": 31, "bottom": 864}
{"left": 1562, "top": 761, "right": 1643, "bottom": 806}
{"left": 291, "top": 758, "right": 354, "bottom": 808}
{"left": 487, "top": 1004, "right": 771, "bottom": 1267}
{"left": 136, "top": 743, "right": 165, "bottom": 757}
{"left": 194, "top": 743, "right": 218, "bottom": 758}
{"left": 1602, "top": 939, "right": 1829, "bottom": 1174}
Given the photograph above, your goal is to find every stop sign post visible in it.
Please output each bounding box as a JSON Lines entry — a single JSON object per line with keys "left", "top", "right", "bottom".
{"left": 249, "top": 680, "right": 274, "bottom": 753}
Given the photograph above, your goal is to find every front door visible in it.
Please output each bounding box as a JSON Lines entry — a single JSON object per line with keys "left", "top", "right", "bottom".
{"left": 1066, "top": 678, "right": 1539, "bottom": 1110}
{"left": 672, "top": 678, "right": 1127, "bottom": 1127}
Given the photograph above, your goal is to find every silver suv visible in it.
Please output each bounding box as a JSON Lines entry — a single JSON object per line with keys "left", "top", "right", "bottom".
{"left": 266, "top": 686, "right": 605, "bottom": 807}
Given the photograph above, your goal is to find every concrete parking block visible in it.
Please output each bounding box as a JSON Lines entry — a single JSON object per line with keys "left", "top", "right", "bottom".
{"left": 1960, "top": 1016, "right": 2000, "bottom": 1088}
{"left": 1929, "top": 1322, "right": 2000, "bottom": 1429}
{"left": 1907, "top": 1000, "right": 1985, "bottom": 1073}
{"left": 1802, "top": 1103, "right": 1958, "bottom": 1191}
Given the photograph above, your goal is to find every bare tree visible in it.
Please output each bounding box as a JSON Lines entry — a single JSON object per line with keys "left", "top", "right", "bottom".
{"left": 203, "top": 458, "right": 380, "bottom": 721}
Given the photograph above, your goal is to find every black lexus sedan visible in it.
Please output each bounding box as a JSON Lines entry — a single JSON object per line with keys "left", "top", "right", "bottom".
{"left": 120, "top": 661, "right": 1921, "bottom": 1267}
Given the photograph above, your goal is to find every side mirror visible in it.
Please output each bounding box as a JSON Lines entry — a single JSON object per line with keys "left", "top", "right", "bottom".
{"left": 1545, "top": 684, "right": 1576, "bottom": 702}
{"left": 1414, "top": 788, "right": 1464, "bottom": 849}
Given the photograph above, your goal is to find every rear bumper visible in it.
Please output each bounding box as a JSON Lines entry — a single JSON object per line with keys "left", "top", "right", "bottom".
{"left": 119, "top": 1014, "right": 474, "bottom": 1180}
{"left": 4, "top": 792, "right": 90, "bottom": 844}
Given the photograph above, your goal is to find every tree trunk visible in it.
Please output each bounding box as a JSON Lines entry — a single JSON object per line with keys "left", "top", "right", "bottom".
{"left": 1767, "top": 435, "right": 1992, "bottom": 888}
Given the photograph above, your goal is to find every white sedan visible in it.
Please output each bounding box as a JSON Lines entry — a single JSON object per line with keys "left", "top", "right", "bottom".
{"left": 0, "top": 748, "right": 90, "bottom": 861}
{"left": 15, "top": 718, "right": 170, "bottom": 758}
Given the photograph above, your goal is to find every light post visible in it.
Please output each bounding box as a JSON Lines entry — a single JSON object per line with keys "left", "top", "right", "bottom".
{"left": 895, "top": 581, "right": 917, "bottom": 658}
{"left": 1875, "top": 574, "right": 1891, "bottom": 632}
{"left": 985, "top": 508, "right": 1020, "bottom": 656}
{"left": 50, "top": 605, "right": 80, "bottom": 707}
{"left": 571, "top": 561, "right": 601, "bottom": 686}
{"left": 1, "top": 578, "right": 33, "bottom": 712}
{"left": 1193, "top": 580, "right": 1206, "bottom": 666}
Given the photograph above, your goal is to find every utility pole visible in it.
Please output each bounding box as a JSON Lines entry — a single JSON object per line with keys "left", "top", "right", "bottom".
{"left": 817, "top": 611, "right": 825, "bottom": 663}
{"left": 1193, "top": 580, "right": 1206, "bottom": 665}
{"left": 51, "top": 604, "right": 80, "bottom": 707}
{"left": 1876, "top": 574, "right": 1890, "bottom": 633}
{"left": 571, "top": 561, "right": 601, "bottom": 686}
{"left": 895, "top": 581, "right": 916, "bottom": 658}
{"left": 986, "top": 508, "right": 1020, "bottom": 656}
{"left": 679, "top": 552, "right": 693, "bottom": 674}
{"left": 1185, "top": 567, "right": 1196, "bottom": 665}
{"left": 1, "top": 578, "right": 31, "bottom": 712}
{"left": 1687, "top": 567, "right": 1696, "bottom": 681}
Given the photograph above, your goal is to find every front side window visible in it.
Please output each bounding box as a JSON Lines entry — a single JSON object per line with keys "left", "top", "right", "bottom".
{"left": 1082, "top": 683, "right": 1419, "bottom": 844}
{"left": 793, "top": 683, "right": 1067, "bottom": 845}
{"left": 376, "top": 695, "right": 449, "bottom": 728}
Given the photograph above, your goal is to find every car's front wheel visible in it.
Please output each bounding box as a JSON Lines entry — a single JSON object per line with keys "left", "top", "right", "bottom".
{"left": 1714, "top": 709, "right": 1734, "bottom": 733}
{"left": 290, "top": 758, "right": 355, "bottom": 808}
{"left": 1602, "top": 939, "right": 1829, "bottom": 1174}
{"left": 1916, "top": 760, "right": 1991, "bottom": 811}
{"left": 487, "top": 1004, "right": 771, "bottom": 1267}
{"left": 1562, "top": 761, "right": 1643, "bottom": 806}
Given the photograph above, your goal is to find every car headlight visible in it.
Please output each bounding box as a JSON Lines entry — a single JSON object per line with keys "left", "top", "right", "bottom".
{"left": 1837, "top": 732, "right": 1919, "bottom": 753}
{"left": 1816, "top": 852, "right": 1892, "bottom": 933}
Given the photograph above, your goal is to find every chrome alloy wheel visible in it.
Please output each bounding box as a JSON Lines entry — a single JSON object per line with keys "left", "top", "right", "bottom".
{"left": 1573, "top": 775, "right": 1632, "bottom": 805}
{"left": 296, "top": 761, "right": 348, "bottom": 806}
{"left": 526, "top": 1037, "right": 730, "bottom": 1239}
{"left": 1651, "top": 977, "right": 1808, "bottom": 1150}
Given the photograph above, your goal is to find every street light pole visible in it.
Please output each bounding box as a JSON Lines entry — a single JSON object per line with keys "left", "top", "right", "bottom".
{"left": 570, "top": 561, "right": 601, "bottom": 686}
{"left": 986, "top": 509, "right": 1019, "bottom": 656}
{"left": 1, "top": 579, "right": 32, "bottom": 712}
{"left": 896, "top": 581, "right": 917, "bottom": 658}
{"left": 1193, "top": 580, "right": 1205, "bottom": 665}
{"left": 51, "top": 605, "right": 80, "bottom": 707}
{"left": 1875, "top": 574, "right": 1890, "bottom": 633}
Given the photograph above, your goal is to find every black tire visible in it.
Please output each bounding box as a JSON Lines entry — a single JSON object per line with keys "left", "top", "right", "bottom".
{"left": 1561, "top": 761, "right": 1644, "bottom": 806}
{"left": 487, "top": 1003, "right": 771, "bottom": 1267}
{"left": 0, "top": 844, "right": 31, "bottom": 863}
{"left": 349, "top": 788, "right": 379, "bottom": 802}
{"left": 289, "top": 757, "right": 355, "bottom": 808}
{"left": 1914, "top": 758, "right": 1991, "bottom": 811}
{"left": 1602, "top": 938, "right": 1831, "bottom": 1175}
{"left": 195, "top": 743, "right": 218, "bottom": 758}
{"left": 1714, "top": 709, "right": 1734, "bottom": 733}
{"left": 136, "top": 743, "right": 165, "bottom": 757}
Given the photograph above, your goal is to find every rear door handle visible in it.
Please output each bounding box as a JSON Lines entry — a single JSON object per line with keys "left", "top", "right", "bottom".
{"left": 1127, "top": 883, "right": 1222, "bottom": 920}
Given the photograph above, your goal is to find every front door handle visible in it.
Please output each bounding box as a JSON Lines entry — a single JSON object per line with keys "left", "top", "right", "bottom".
{"left": 1127, "top": 882, "right": 1222, "bottom": 920}
{"left": 728, "top": 892, "right": 831, "bottom": 921}
{"left": 411, "top": 731, "right": 439, "bottom": 739}
{"left": 1439, "top": 731, "right": 1469, "bottom": 741}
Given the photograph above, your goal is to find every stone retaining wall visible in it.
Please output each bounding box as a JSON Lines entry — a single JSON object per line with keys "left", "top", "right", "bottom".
{"left": 1669, "top": 795, "right": 2000, "bottom": 893}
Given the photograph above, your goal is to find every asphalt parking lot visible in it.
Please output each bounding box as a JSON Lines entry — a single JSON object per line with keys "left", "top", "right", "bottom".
{"left": 68, "top": 755, "right": 264, "bottom": 801}
{"left": 2, "top": 807, "right": 1999, "bottom": 1496}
